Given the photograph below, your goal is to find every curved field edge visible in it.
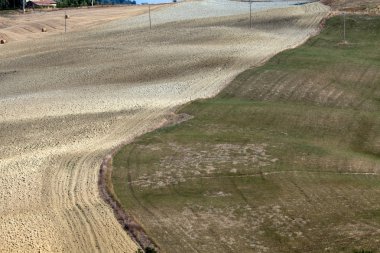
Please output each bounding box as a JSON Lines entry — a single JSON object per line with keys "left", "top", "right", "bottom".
{"left": 99, "top": 114, "right": 191, "bottom": 252}
{"left": 99, "top": 154, "right": 157, "bottom": 252}
{"left": 110, "top": 15, "right": 380, "bottom": 253}
{"left": 0, "top": 2, "right": 329, "bottom": 252}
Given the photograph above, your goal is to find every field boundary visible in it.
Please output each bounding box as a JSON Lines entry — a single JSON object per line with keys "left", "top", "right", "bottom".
{"left": 99, "top": 153, "right": 157, "bottom": 251}
{"left": 98, "top": 112, "right": 193, "bottom": 252}
{"left": 99, "top": 7, "right": 332, "bottom": 251}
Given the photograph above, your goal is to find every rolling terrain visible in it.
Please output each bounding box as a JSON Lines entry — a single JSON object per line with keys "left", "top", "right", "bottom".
{"left": 112, "top": 13, "right": 380, "bottom": 253}
{"left": 0, "top": 5, "right": 165, "bottom": 42}
{"left": 322, "top": 0, "right": 380, "bottom": 10}
{"left": 0, "top": 1, "right": 329, "bottom": 252}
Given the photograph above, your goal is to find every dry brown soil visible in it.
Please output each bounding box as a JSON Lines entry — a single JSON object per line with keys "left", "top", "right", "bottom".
{"left": 0, "top": 5, "right": 164, "bottom": 42}
{"left": 0, "top": 2, "right": 329, "bottom": 252}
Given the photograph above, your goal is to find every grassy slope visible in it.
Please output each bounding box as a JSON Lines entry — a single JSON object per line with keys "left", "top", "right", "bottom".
{"left": 113, "top": 16, "right": 380, "bottom": 253}
{"left": 321, "top": 0, "right": 380, "bottom": 10}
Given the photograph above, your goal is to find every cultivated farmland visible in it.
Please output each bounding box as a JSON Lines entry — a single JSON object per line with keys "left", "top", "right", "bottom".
{"left": 0, "top": 1, "right": 329, "bottom": 252}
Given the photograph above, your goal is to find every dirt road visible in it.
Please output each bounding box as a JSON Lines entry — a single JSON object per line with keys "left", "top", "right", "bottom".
{"left": 0, "top": 1, "right": 329, "bottom": 252}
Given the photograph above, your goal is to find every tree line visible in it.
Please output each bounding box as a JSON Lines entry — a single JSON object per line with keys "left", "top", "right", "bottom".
{"left": 57, "top": 0, "right": 136, "bottom": 7}
{"left": 0, "top": 0, "right": 19, "bottom": 9}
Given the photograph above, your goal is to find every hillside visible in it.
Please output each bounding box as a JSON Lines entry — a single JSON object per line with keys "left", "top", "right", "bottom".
{"left": 0, "top": 1, "right": 329, "bottom": 252}
{"left": 321, "top": 0, "right": 380, "bottom": 10}
{"left": 112, "top": 14, "right": 380, "bottom": 253}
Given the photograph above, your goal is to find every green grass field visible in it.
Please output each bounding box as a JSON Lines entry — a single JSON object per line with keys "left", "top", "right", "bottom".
{"left": 112, "top": 15, "right": 380, "bottom": 253}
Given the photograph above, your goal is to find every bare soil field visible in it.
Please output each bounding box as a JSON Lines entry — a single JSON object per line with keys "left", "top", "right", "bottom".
{"left": 0, "top": 1, "right": 329, "bottom": 252}
{"left": 0, "top": 5, "right": 164, "bottom": 42}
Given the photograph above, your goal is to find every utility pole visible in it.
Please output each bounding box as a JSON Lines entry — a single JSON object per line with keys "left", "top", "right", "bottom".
{"left": 343, "top": 12, "right": 346, "bottom": 42}
{"left": 249, "top": 0, "right": 252, "bottom": 28}
{"left": 22, "top": 0, "right": 25, "bottom": 13}
{"left": 149, "top": 4, "right": 152, "bottom": 30}
{"left": 65, "top": 11, "right": 67, "bottom": 33}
